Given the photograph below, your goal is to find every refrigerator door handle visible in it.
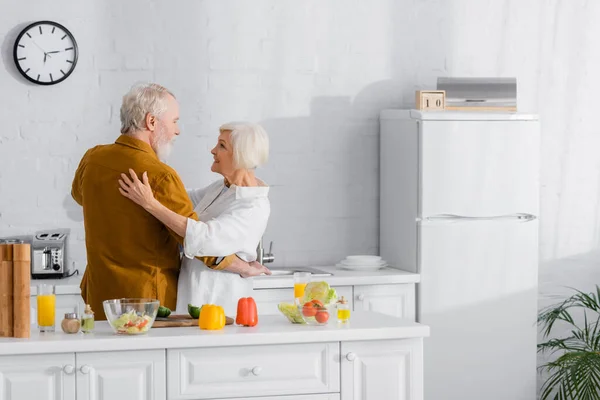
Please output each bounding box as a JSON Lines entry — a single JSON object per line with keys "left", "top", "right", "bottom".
{"left": 417, "top": 213, "right": 537, "bottom": 222}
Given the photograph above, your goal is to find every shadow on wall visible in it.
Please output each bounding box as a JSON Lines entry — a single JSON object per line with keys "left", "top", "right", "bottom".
{"left": 257, "top": 79, "right": 410, "bottom": 265}
{"left": 250, "top": 0, "right": 454, "bottom": 265}
{"left": 0, "top": 22, "right": 38, "bottom": 86}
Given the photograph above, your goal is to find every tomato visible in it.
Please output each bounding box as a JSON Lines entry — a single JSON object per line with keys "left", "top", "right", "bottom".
{"left": 311, "top": 299, "right": 324, "bottom": 307}
{"left": 302, "top": 304, "right": 317, "bottom": 317}
{"left": 315, "top": 311, "right": 329, "bottom": 323}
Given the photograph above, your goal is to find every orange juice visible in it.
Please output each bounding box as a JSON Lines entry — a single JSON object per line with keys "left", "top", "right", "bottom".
{"left": 337, "top": 308, "right": 351, "bottom": 322}
{"left": 37, "top": 294, "right": 56, "bottom": 327}
{"left": 294, "top": 283, "right": 307, "bottom": 299}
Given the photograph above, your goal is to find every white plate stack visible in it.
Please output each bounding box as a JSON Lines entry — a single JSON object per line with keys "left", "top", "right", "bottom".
{"left": 336, "top": 255, "right": 388, "bottom": 271}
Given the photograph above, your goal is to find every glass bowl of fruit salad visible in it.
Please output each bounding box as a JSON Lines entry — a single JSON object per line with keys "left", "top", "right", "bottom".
{"left": 103, "top": 298, "right": 160, "bottom": 335}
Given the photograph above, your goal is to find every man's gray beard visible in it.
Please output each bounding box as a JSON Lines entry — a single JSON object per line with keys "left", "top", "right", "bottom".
{"left": 152, "top": 126, "right": 174, "bottom": 162}
{"left": 156, "top": 140, "right": 173, "bottom": 162}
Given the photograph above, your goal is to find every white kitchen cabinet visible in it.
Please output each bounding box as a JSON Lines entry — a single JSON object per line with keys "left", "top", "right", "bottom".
{"left": 167, "top": 342, "right": 340, "bottom": 399}
{"left": 76, "top": 350, "right": 165, "bottom": 400}
{"left": 341, "top": 339, "right": 423, "bottom": 400}
{"left": 31, "top": 294, "right": 85, "bottom": 328}
{"left": 353, "top": 284, "right": 415, "bottom": 320}
{"left": 253, "top": 286, "right": 352, "bottom": 315}
{"left": 0, "top": 353, "right": 76, "bottom": 400}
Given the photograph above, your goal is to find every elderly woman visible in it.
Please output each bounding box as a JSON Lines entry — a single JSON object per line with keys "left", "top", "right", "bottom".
{"left": 118, "top": 122, "right": 271, "bottom": 316}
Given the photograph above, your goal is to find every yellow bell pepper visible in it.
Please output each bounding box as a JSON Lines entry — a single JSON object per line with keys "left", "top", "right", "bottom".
{"left": 198, "top": 304, "right": 226, "bottom": 330}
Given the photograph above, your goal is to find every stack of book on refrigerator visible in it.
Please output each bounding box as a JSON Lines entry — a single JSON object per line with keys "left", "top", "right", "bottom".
{"left": 437, "top": 77, "right": 517, "bottom": 111}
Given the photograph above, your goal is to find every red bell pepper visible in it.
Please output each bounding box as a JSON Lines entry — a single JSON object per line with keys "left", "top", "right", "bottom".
{"left": 236, "top": 297, "right": 258, "bottom": 327}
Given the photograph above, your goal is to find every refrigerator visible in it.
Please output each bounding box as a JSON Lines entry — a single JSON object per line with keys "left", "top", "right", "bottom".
{"left": 380, "top": 110, "right": 539, "bottom": 400}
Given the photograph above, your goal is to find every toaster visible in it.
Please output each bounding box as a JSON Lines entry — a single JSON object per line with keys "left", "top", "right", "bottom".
{"left": 31, "top": 229, "right": 71, "bottom": 279}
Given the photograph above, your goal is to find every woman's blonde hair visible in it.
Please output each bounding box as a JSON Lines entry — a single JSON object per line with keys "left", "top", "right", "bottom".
{"left": 219, "top": 122, "right": 269, "bottom": 169}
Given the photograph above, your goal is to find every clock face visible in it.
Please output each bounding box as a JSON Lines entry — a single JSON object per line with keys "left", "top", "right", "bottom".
{"left": 13, "top": 21, "right": 78, "bottom": 85}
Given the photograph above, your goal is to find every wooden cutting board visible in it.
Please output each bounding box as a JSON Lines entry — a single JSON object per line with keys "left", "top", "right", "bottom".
{"left": 153, "top": 314, "right": 234, "bottom": 328}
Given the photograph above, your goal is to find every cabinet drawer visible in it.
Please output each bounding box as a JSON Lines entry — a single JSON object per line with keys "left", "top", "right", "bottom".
{"left": 167, "top": 342, "right": 340, "bottom": 399}
{"left": 253, "top": 286, "right": 352, "bottom": 316}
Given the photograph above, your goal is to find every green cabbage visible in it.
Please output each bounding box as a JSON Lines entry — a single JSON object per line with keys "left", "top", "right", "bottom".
{"left": 277, "top": 302, "right": 306, "bottom": 324}
{"left": 301, "top": 281, "right": 337, "bottom": 305}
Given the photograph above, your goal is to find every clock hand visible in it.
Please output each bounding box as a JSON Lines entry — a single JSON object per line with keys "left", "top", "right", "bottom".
{"left": 30, "top": 39, "right": 48, "bottom": 54}
{"left": 31, "top": 39, "right": 52, "bottom": 63}
{"left": 47, "top": 51, "right": 60, "bottom": 54}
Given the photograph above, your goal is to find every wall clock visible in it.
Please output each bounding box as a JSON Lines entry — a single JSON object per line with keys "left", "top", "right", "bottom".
{"left": 13, "top": 21, "right": 78, "bottom": 85}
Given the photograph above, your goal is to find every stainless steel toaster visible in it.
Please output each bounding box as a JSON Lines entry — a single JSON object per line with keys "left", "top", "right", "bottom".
{"left": 31, "top": 229, "right": 71, "bottom": 279}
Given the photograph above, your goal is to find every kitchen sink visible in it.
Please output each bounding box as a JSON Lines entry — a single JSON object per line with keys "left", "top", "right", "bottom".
{"left": 256, "top": 266, "right": 332, "bottom": 278}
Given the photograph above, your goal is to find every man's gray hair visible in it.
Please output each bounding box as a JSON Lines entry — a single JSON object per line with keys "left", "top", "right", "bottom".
{"left": 220, "top": 122, "right": 269, "bottom": 169}
{"left": 120, "top": 82, "right": 175, "bottom": 134}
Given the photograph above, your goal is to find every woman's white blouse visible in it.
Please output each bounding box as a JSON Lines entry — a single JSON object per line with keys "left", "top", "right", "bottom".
{"left": 183, "top": 179, "right": 270, "bottom": 262}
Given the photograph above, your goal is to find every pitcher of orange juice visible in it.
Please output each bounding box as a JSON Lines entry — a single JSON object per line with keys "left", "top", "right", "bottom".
{"left": 37, "top": 284, "right": 56, "bottom": 332}
{"left": 293, "top": 272, "right": 311, "bottom": 303}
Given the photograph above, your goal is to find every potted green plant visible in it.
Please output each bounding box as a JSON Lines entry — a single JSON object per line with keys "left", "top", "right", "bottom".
{"left": 538, "top": 285, "right": 600, "bottom": 399}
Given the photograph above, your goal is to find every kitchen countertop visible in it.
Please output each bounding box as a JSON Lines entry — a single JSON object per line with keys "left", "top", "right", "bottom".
{"left": 252, "top": 266, "right": 420, "bottom": 289}
{"left": 30, "top": 267, "right": 420, "bottom": 295}
{"left": 0, "top": 311, "right": 429, "bottom": 355}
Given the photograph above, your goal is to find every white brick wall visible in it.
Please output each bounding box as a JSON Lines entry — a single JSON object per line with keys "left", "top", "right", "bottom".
{"left": 2, "top": 1, "right": 600, "bottom": 290}
{"left": 0, "top": 0, "right": 401, "bottom": 269}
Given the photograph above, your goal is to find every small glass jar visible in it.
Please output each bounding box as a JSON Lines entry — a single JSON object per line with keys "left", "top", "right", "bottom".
{"left": 337, "top": 296, "right": 351, "bottom": 323}
{"left": 81, "top": 304, "right": 95, "bottom": 334}
{"left": 61, "top": 313, "right": 81, "bottom": 334}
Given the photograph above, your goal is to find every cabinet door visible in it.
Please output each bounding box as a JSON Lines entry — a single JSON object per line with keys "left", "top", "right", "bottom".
{"left": 353, "top": 284, "right": 415, "bottom": 320}
{"left": 253, "top": 286, "right": 352, "bottom": 315}
{"left": 0, "top": 353, "right": 76, "bottom": 400}
{"left": 76, "top": 350, "right": 165, "bottom": 400}
{"left": 31, "top": 294, "right": 85, "bottom": 328}
{"left": 341, "top": 339, "right": 423, "bottom": 400}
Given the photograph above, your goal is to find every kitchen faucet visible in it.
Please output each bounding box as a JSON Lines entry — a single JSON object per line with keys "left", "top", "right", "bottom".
{"left": 256, "top": 239, "right": 274, "bottom": 265}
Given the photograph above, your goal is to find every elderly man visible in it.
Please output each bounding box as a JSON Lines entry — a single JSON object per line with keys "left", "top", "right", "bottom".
{"left": 71, "top": 83, "right": 267, "bottom": 320}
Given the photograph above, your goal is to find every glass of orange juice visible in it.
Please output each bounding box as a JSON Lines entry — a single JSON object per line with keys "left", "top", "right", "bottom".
{"left": 37, "top": 284, "right": 56, "bottom": 332}
{"left": 293, "top": 272, "right": 311, "bottom": 303}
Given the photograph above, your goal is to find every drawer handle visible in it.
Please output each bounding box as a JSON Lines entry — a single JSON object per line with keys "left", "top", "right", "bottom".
{"left": 62, "top": 364, "right": 75, "bottom": 375}
{"left": 80, "top": 365, "right": 91, "bottom": 374}
{"left": 251, "top": 366, "right": 262, "bottom": 376}
{"left": 357, "top": 294, "right": 365, "bottom": 301}
{"left": 346, "top": 352, "right": 357, "bottom": 361}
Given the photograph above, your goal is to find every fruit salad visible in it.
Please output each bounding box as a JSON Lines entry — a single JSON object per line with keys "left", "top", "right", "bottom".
{"left": 112, "top": 309, "right": 154, "bottom": 334}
